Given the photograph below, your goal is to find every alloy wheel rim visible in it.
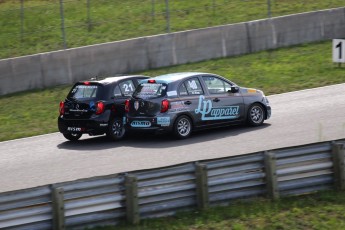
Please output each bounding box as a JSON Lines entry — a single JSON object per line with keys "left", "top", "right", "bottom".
{"left": 177, "top": 118, "right": 191, "bottom": 136}
{"left": 112, "top": 121, "right": 123, "bottom": 136}
{"left": 250, "top": 106, "right": 263, "bottom": 124}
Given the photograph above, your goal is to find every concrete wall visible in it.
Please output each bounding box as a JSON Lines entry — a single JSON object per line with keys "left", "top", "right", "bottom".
{"left": 1, "top": 7, "right": 344, "bottom": 95}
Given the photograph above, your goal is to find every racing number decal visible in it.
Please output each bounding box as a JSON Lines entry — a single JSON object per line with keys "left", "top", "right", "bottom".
{"left": 188, "top": 80, "right": 198, "bottom": 90}
{"left": 122, "top": 83, "right": 134, "bottom": 92}
{"left": 120, "top": 81, "right": 135, "bottom": 96}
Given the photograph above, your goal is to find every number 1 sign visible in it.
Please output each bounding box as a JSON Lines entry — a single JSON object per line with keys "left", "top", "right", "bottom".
{"left": 333, "top": 39, "right": 345, "bottom": 63}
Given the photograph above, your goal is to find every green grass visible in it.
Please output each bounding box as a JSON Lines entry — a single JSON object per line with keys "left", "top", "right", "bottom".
{"left": 91, "top": 190, "right": 345, "bottom": 230}
{"left": 0, "top": 40, "right": 344, "bottom": 142}
{"left": 0, "top": 0, "right": 344, "bottom": 59}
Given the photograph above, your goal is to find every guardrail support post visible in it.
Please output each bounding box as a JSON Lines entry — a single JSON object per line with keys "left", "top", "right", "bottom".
{"left": 195, "top": 162, "right": 209, "bottom": 210}
{"left": 332, "top": 143, "right": 345, "bottom": 190}
{"left": 125, "top": 174, "right": 139, "bottom": 224}
{"left": 52, "top": 187, "right": 65, "bottom": 230}
{"left": 264, "top": 151, "right": 279, "bottom": 200}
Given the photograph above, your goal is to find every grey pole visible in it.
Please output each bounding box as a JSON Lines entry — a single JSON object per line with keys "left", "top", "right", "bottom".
{"left": 87, "top": 0, "right": 92, "bottom": 31}
{"left": 212, "top": 0, "right": 216, "bottom": 16}
{"left": 151, "top": 0, "right": 155, "bottom": 22}
{"left": 20, "top": 0, "right": 24, "bottom": 41}
{"left": 165, "top": 0, "right": 170, "bottom": 33}
{"left": 59, "top": 0, "right": 67, "bottom": 49}
{"left": 267, "top": 0, "right": 272, "bottom": 18}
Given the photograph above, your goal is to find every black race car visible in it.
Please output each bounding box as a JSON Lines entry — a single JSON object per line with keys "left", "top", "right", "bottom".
{"left": 125, "top": 72, "right": 271, "bottom": 139}
{"left": 58, "top": 75, "right": 148, "bottom": 141}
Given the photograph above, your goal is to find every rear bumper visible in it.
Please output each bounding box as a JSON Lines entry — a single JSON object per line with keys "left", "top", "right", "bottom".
{"left": 58, "top": 116, "right": 109, "bottom": 135}
{"left": 126, "top": 116, "right": 174, "bottom": 134}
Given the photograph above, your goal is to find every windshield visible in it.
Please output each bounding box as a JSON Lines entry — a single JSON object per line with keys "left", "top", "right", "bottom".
{"left": 68, "top": 84, "right": 100, "bottom": 100}
{"left": 133, "top": 83, "right": 167, "bottom": 99}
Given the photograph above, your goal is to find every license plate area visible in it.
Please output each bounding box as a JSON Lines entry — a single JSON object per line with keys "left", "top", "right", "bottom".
{"left": 67, "top": 127, "right": 83, "bottom": 132}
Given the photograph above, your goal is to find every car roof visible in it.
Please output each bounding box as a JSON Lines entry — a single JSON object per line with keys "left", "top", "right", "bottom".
{"left": 78, "top": 75, "right": 148, "bottom": 85}
{"left": 148, "top": 72, "right": 214, "bottom": 84}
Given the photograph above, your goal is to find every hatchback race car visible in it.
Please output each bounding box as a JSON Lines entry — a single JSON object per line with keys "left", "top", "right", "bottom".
{"left": 58, "top": 75, "right": 148, "bottom": 141}
{"left": 125, "top": 72, "right": 271, "bottom": 139}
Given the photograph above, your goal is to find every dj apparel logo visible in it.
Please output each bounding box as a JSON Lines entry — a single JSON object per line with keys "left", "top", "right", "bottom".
{"left": 195, "top": 95, "right": 239, "bottom": 120}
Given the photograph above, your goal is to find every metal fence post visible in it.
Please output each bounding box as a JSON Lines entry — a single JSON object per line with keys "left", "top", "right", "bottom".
{"left": 59, "top": 0, "right": 67, "bottom": 49}
{"left": 332, "top": 143, "right": 345, "bottom": 190}
{"left": 151, "top": 0, "right": 155, "bottom": 23}
{"left": 87, "top": 0, "right": 92, "bottom": 31}
{"left": 212, "top": 0, "right": 216, "bottom": 16}
{"left": 165, "top": 0, "right": 170, "bottom": 33}
{"left": 195, "top": 162, "right": 209, "bottom": 210}
{"left": 125, "top": 174, "right": 139, "bottom": 224}
{"left": 52, "top": 187, "right": 65, "bottom": 230}
{"left": 264, "top": 151, "right": 279, "bottom": 200}
{"left": 267, "top": 0, "right": 272, "bottom": 18}
{"left": 20, "top": 0, "right": 24, "bottom": 41}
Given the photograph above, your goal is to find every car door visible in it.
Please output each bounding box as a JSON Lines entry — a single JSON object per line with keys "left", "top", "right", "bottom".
{"left": 177, "top": 77, "right": 206, "bottom": 127}
{"left": 198, "top": 75, "right": 245, "bottom": 126}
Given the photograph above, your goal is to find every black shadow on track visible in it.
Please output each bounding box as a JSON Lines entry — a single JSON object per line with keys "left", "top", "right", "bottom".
{"left": 57, "top": 123, "right": 271, "bottom": 151}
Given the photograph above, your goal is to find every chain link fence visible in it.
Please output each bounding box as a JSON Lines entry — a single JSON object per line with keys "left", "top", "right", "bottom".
{"left": 0, "top": 0, "right": 343, "bottom": 59}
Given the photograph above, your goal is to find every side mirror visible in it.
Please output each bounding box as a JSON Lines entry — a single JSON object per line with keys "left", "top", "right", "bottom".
{"left": 229, "top": 86, "right": 239, "bottom": 93}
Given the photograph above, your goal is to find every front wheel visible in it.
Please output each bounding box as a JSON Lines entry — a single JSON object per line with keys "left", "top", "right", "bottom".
{"left": 247, "top": 103, "right": 265, "bottom": 126}
{"left": 173, "top": 115, "right": 192, "bottom": 139}
{"left": 63, "top": 133, "right": 82, "bottom": 141}
{"left": 107, "top": 118, "right": 125, "bottom": 141}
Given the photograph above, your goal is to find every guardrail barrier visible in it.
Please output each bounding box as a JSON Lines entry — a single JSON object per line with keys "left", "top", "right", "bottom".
{"left": 0, "top": 139, "right": 344, "bottom": 229}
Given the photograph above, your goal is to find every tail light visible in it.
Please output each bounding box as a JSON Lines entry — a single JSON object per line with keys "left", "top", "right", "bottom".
{"left": 95, "top": 101, "right": 105, "bottom": 115}
{"left": 125, "top": 99, "right": 130, "bottom": 113}
{"left": 59, "top": 101, "right": 65, "bottom": 115}
{"left": 161, "top": 99, "right": 169, "bottom": 113}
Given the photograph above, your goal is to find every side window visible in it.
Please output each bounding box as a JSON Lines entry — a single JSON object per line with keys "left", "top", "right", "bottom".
{"left": 184, "top": 78, "right": 204, "bottom": 95}
{"left": 178, "top": 83, "right": 188, "bottom": 96}
{"left": 119, "top": 80, "right": 135, "bottom": 96}
{"left": 202, "top": 76, "right": 232, "bottom": 94}
{"left": 113, "top": 85, "right": 122, "bottom": 97}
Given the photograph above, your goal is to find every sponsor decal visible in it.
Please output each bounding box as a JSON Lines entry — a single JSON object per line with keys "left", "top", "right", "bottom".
{"left": 169, "top": 101, "right": 188, "bottom": 112}
{"left": 131, "top": 121, "right": 151, "bottom": 127}
{"left": 195, "top": 95, "right": 239, "bottom": 120}
{"left": 69, "top": 109, "right": 88, "bottom": 112}
{"left": 70, "top": 104, "right": 88, "bottom": 113}
{"left": 167, "top": 91, "right": 177, "bottom": 97}
{"left": 134, "top": 101, "right": 139, "bottom": 111}
{"left": 157, "top": 117, "right": 170, "bottom": 126}
{"left": 89, "top": 101, "right": 96, "bottom": 111}
{"left": 67, "top": 127, "right": 82, "bottom": 132}
{"left": 246, "top": 88, "right": 257, "bottom": 93}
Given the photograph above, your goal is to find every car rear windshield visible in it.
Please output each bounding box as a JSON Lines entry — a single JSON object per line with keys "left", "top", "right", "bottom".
{"left": 68, "top": 84, "right": 100, "bottom": 100}
{"left": 133, "top": 83, "right": 167, "bottom": 99}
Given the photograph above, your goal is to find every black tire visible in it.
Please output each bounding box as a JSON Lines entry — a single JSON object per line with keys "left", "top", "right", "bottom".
{"left": 107, "top": 118, "right": 125, "bottom": 141}
{"left": 247, "top": 103, "right": 265, "bottom": 126}
{"left": 173, "top": 115, "right": 192, "bottom": 139}
{"left": 63, "top": 133, "right": 82, "bottom": 141}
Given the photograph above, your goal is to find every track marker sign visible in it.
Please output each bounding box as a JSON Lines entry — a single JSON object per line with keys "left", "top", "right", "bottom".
{"left": 333, "top": 39, "right": 345, "bottom": 63}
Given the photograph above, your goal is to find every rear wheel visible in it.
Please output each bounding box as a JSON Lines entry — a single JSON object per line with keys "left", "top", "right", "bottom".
{"left": 107, "top": 118, "right": 125, "bottom": 141}
{"left": 247, "top": 103, "right": 265, "bottom": 126}
{"left": 173, "top": 115, "right": 192, "bottom": 139}
{"left": 63, "top": 133, "right": 82, "bottom": 141}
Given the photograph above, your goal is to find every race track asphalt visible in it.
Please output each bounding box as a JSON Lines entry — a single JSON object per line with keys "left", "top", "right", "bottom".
{"left": 1, "top": 83, "right": 345, "bottom": 193}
